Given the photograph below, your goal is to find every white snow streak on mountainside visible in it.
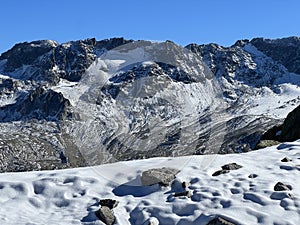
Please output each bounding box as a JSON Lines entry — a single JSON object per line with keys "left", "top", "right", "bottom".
{"left": 0, "top": 141, "right": 299, "bottom": 224}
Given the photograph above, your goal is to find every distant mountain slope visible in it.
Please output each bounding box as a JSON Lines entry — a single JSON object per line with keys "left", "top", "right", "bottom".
{"left": 0, "top": 37, "right": 300, "bottom": 172}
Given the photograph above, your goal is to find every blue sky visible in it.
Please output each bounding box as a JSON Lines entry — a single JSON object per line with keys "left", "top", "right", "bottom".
{"left": 1, "top": 0, "right": 300, "bottom": 53}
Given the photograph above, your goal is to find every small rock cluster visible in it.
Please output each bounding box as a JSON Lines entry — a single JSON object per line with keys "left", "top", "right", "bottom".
{"left": 212, "top": 163, "right": 243, "bottom": 176}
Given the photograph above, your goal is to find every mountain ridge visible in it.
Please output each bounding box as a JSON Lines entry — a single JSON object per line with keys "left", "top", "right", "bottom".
{"left": 0, "top": 36, "right": 299, "bottom": 172}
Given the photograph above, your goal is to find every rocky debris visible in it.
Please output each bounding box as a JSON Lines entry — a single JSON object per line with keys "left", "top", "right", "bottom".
{"left": 206, "top": 216, "right": 237, "bottom": 225}
{"left": 173, "top": 190, "right": 192, "bottom": 198}
{"left": 221, "top": 163, "right": 243, "bottom": 170}
{"left": 212, "top": 170, "right": 230, "bottom": 176}
{"left": 274, "top": 182, "right": 292, "bottom": 191}
{"left": 141, "top": 167, "right": 179, "bottom": 186}
{"left": 95, "top": 206, "right": 116, "bottom": 225}
{"left": 99, "top": 199, "right": 119, "bottom": 210}
{"left": 281, "top": 157, "right": 292, "bottom": 162}
{"left": 248, "top": 174, "right": 258, "bottom": 179}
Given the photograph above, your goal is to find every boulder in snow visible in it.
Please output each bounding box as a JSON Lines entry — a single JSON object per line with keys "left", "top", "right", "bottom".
{"left": 221, "top": 163, "right": 243, "bottom": 170}
{"left": 95, "top": 206, "right": 116, "bottom": 225}
{"left": 274, "top": 182, "right": 292, "bottom": 191}
{"left": 212, "top": 170, "right": 230, "bottom": 176}
{"left": 141, "top": 167, "right": 179, "bottom": 186}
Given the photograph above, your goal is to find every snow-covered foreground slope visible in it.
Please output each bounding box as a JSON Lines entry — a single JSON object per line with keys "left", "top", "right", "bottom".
{"left": 0, "top": 141, "right": 299, "bottom": 225}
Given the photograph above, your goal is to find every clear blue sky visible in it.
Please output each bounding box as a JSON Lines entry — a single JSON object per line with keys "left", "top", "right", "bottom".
{"left": 1, "top": 0, "right": 300, "bottom": 54}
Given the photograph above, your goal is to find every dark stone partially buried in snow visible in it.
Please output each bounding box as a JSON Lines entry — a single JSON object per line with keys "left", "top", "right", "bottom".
{"left": 274, "top": 182, "right": 292, "bottom": 191}
{"left": 212, "top": 170, "right": 230, "bottom": 176}
{"left": 95, "top": 206, "right": 116, "bottom": 225}
{"left": 141, "top": 167, "right": 180, "bottom": 186}
{"left": 99, "top": 199, "right": 119, "bottom": 210}
{"left": 221, "top": 163, "right": 243, "bottom": 171}
{"left": 206, "top": 216, "right": 237, "bottom": 225}
{"left": 173, "top": 190, "right": 192, "bottom": 198}
{"left": 248, "top": 174, "right": 258, "bottom": 179}
{"left": 281, "top": 157, "right": 292, "bottom": 162}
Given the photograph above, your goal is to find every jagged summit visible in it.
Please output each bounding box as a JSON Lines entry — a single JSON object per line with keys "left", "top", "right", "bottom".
{"left": 0, "top": 36, "right": 300, "bottom": 172}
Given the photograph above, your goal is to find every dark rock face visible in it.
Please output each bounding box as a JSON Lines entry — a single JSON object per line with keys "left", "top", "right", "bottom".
{"left": 19, "top": 87, "right": 72, "bottom": 120}
{"left": 279, "top": 104, "right": 300, "bottom": 142}
{"left": 251, "top": 37, "right": 300, "bottom": 74}
{"left": 95, "top": 37, "right": 133, "bottom": 51}
{"left": 0, "top": 87, "right": 71, "bottom": 121}
{"left": 256, "top": 104, "right": 300, "bottom": 146}
{"left": 0, "top": 40, "right": 58, "bottom": 72}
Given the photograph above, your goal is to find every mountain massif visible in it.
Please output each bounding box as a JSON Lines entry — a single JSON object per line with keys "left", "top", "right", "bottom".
{"left": 0, "top": 37, "right": 300, "bottom": 172}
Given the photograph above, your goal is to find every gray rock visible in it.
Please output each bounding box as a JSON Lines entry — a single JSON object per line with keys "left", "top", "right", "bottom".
{"left": 95, "top": 206, "right": 116, "bottom": 225}
{"left": 141, "top": 167, "right": 179, "bottom": 186}
{"left": 274, "top": 182, "right": 292, "bottom": 191}
{"left": 221, "top": 163, "right": 243, "bottom": 170}
{"left": 207, "top": 216, "right": 237, "bottom": 225}
{"left": 99, "top": 199, "right": 119, "bottom": 209}
{"left": 212, "top": 170, "right": 230, "bottom": 176}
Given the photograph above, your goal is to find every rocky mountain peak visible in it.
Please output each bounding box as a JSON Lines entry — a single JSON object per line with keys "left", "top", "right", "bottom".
{"left": 0, "top": 40, "right": 58, "bottom": 72}
{"left": 250, "top": 36, "right": 300, "bottom": 74}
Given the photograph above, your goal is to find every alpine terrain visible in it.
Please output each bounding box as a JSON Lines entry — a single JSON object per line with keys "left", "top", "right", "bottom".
{"left": 0, "top": 37, "right": 300, "bottom": 172}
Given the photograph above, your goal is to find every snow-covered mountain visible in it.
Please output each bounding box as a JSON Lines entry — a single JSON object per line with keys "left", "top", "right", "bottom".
{"left": 0, "top": 37, "right": 300, "bottom": 172}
